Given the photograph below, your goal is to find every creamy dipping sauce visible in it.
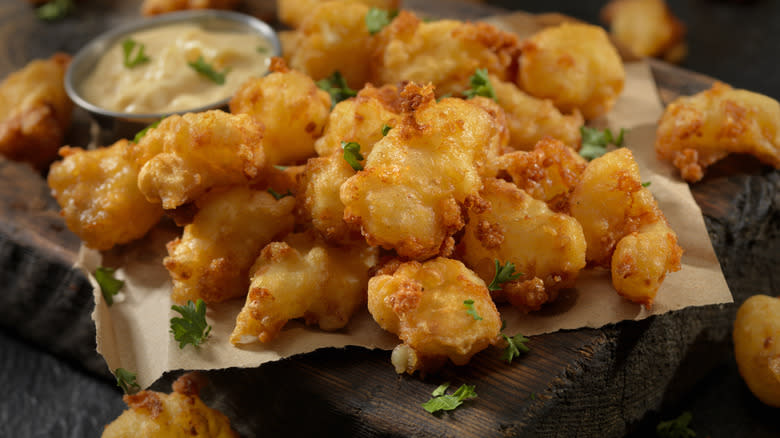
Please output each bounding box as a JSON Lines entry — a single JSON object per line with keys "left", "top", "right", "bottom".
{"left": 81, "top": 23, "right": 272, "bottom": 114}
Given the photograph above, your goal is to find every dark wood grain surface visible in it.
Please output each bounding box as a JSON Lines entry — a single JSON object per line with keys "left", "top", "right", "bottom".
{"left": 0, "top": 1, "right": 778, "bottom": 437}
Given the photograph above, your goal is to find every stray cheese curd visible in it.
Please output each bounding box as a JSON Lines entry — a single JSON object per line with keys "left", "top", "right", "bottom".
{"left": 81, "top": 23, "right": 273, "bottom": 114}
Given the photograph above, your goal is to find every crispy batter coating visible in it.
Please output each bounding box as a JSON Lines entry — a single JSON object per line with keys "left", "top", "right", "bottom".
{"left": 497, "top": 137, "right": 587, "bottom": 212}
{"left": 284, "top": 1, "right": 374, "bottom": 89}
{"left": 165, "top": 187, "right": 295, "bottom": 304}
{"left": 369, "top": 11, "right": 521, "bottom": 97}
{"left": 490, "top": 75, "right": 583, "bottom": 150}
{"left": 141, "top": 0, "right": 240, "bottom": 16}
{"left": 313, "top": 83, "right": 401, "bottom": 157}
{"left": 518, "top": 22, "right": 624, "bottom": 120}
{"left": 102, "top": 373, "right": 238, "bottom": 438}
{"left": 47, "top": 140, "right": 163, "bottom": 251}
{"left": 733, "top": 295, "right": 780, "bottom": 408}
{"left": 129, "top": 110, "right": 266, "bottom": 210}
{"left": 459, "top": 178, "right": 586, "bottom": 312}
{"left": 229, "top": 58, "right": 331, "bottom": 166}
{"left": 655, "top": 82, "right": 780, "bottom": 182}
{"left": 230, "top": 231, "right": 378, "bottom": 344}
{"left": 0, "top": 53, "right": 72, "bottom": 171}
{"left": 339, "top": 83, "right": 505, "bottom": 260}
{"left": 367, "top": 257, "right": 501, "bottom": 374}
{"left": 601, "top": 0, "right": 687, "bottom": 63}
{"left": 277, "top": 0, "right": 400, "bottom": 29}
{"left": 568, "top": 148, "right": 682, "bottom": 306}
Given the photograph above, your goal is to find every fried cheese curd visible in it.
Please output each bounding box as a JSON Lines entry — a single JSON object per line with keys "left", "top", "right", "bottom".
{"left": 284, "top": 0, "right": 374, "bottom": 89}
{"left": 230, "top": 231, "right": 378, "bottom": 344}
{"left": 0, "top": 53, "right": 72, "bottom": 171}
{"left": 459, "top": 178, "right": 586, "bottom": 312}
{"left": 47, "top": 140, "right": 164, "bottom": 251}
{"left": 277, "top": 0, "right": 400, "bottom": 29}
{"left": 601, "top": 0, "right": 687, "bottom": 63}
{"left": 733, "top": 295, "right": 780, "bottom": 408}
{"left": 298, "top": 85, "right": 401, "bottom": 243}
{"left": 367, "top": 257, "right": 501, "bottom": 374}
{"left": 369, "top": 11, "right": 521, "bottom": 98}
{"left": 518, "top": 22, "right": 625, "bottom": 120}
{"left": 127, "top": 110, "right": 266, "bottom": 210}
{"left": 496, "top": 137, "right": 587, "bottom": 212}
{"left": 140, "top": 0, "right": 240, "bottom": 16}
{"left": 569, "top": 148, "right": 682, "bottom": 306}
{"left": 490, "top": 74, "right": 583, "bottom": 150}
{"left": 655, "top": 82, "right": 780, "bottom": 183}
{"left": 229, "top": 58, "right": 331, "bottom": 166}
{"left": 165, "top": 186, "right": 295, "bottom": 304}
{"left": 102, "top": 373, "right": 238, "bottom": 438}
{"left": 340, "top": 82, "right": 506, "bottom": 260}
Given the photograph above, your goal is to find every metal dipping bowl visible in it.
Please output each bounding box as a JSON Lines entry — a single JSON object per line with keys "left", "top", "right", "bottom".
{"left": 65, "top": 10, "right": 280, "bottom": 141}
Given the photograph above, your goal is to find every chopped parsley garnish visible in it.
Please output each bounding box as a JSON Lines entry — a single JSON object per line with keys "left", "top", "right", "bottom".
{"left": 421, "top": 383, "right": 478, "bottom": 414}
{"left": 463, "top": 69, "right": 497, "bottom": 101}
{"left": 170, "top": 299, "right": 212, "bottom": 349}
{"left": 341, "top": 141, "right": 364, "bottom": 171}
{"left": 656, "top": 411, "right": 696, "bottom": 438}
{"left": 115, "top": 368, "right": 141, "bottom": 395}
{"left": 642, "top": 181, "right": 652, "bottom": 187}
{"left": 256, "top": 46, "right": 269, "bottom": 54}
{"left": 188, "top": 56, "right": 229, "bottom": 85}
{"left": 95, "top": 266, "right": 124, "bottom": 306}
{"left": 122, "top": 38, "right": 150, "bottom": 69}
{"left": 133, "top": 119, "right": 161, "bottom": 143}
{"left": 501, "top": 332, "right": 530, "bottom": 364}
{"left": 365, "top": 8, "right": 398, "bottom": 35}
{"left": 463, "top": 299, "right": 482, "bottom": 321}
{"left": 36, "top": 0, "right": 74, "bottom": 21}
{"left": 268, "top": 188, "right": 293, "bottom": 200}
{"left": 579, "top": 126, "right": 627, "bottom": 161}
{"left": 381, "top": 124, "right": 392, "bottom": 136}
{"left": 316, "top": 71, "right": 357, "bottom": 107}
{"left": 488, "top": 260, "right": 522, "bottom": 291}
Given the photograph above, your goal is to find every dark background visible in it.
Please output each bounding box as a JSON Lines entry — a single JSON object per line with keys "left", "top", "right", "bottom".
{"left": 1, "top": 0, "right": 778, "bottom": 437}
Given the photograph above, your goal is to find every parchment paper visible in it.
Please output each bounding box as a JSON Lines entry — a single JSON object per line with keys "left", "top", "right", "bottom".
{"left": 83, "top": 26, "right": 732, "bottom": 389}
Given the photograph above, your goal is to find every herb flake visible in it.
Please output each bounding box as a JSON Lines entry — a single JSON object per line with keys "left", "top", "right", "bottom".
{"left": 268, "top": 188, "right": 293, "bottom": 200}
{"left": 463, "top": 69, "right": 497, "bottom": 101}
{"left": 95, "top": 266, "right": 124, "bottom": 306}
{"left": 122, "top": 38, "right": 150, "bottom": 68}
{"left": 656, "top": 411, "right": 696, "bottom": 438}
{"left": 381, "top": 124, "right": 392, "bottom": 136}
{"left": 642, "top": 181, "right": 652, "bottom": 187}
{"left": 316, "top": 71, "right": 357, "bottom": 107}
{"left": 188, "top": 56, "right": 229, "bottom": 85}
{"left": 341, "top": 141, "right": 364, "bottom": 171}
{"left": 115, "top": 368, "right": 141, "bottom": 395}
{"left": 36, "top": 0, "right": 74, "bottom": 21}
{"left": 501, "top": 332, "right": 530, "bottom": 363}
{"left": 488, "top": 260, "right": 522, "bottom": 291}
{"left": 422, "top": 383, "right": 478, "bottom": 414}
{"left": 463, "top": 299, "right": 483, "bottom": 321}
{"left": 365, "top": 8, "right": 398, "bottom": 35}
{"left": 579, "top": 126, "right": 627, "bottom": 161}
{"left": 170, "top": 299, "right": 212, "bottom": 349}
{"left": 133, "top": 119, "right": 161, "bottom": 143}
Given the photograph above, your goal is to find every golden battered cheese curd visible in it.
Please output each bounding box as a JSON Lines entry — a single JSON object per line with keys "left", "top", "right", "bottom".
{"left": 82, "top": 24, "right": 273, "bottom": 114}
{"left": 733, "top": 295, "right": 780, "bottom": 408}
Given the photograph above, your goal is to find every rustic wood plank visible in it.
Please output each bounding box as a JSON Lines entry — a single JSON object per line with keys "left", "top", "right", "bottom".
{"left": 0, "top": 1, "right": 777, "bottom": 437}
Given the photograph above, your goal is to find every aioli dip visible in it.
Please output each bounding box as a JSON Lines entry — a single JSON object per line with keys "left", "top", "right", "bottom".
{"left": 81, "top": 23, "right": 272, "bottom": 114}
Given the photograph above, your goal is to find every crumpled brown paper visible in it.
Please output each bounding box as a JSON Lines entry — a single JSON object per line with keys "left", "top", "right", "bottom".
{"left": 82, "top": 18, "right": 732, "bottom": 389}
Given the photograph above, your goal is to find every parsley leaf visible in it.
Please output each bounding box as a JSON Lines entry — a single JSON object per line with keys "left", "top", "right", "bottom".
{"left": 268, "top": 188, "right": 293, "bottom": 200}
{"left": 36, "top": 0, "right": 74, "bottom": 21}
{"left": 133, "top": 119, "right": 162, "bottom": 143}
{"left": 316, "top": 71, "right": 357, "bottom": 107}
{"left": 341, "top": 141, "right": 364, "bottom": 171}
{"left": 188, "top": 56, "right": 229, "bottom": 85}
{"left": 463, "top": 299, "right": 483, "bottom": 321}
{"left": 115, "top": 368, "right": 141, "bottom": 395}
{"left": 656, "top": 411, "right": 696, "bottom": 438}
{"left": 488, "top": 260, "right": 522, "bottom": 291}
{"left": 463, "top": 69, "right": 497, "bottom": 101}
{"left": 256, "top": 46, "right": 269, "bottom": 54}
{"left": 422, "top": 383, "right": 478, "bottom": 414}
{"left": 170, "top": 299, "right": 212, "bottom": 349}
{"left": 501, "top": 332, "right": 530, "bottom": 363}
{"left": 95, "top": 266, "right": 124, "bottom": 306}
{"left": 365, "top": 8, "right": 398, "bottom": 35}
{"left": 122, "top": 38, "right": 150, "bottom": 69}
{"left": 381, "top": 124, "right": 392, "bottom": 136}
{"left": 579, "top": 126, "right": 627, "bottom": 161}
{"left": 642, "top": 181, "right": 652, "bottom": 187}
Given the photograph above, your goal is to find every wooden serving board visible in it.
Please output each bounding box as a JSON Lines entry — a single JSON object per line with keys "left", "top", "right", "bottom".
{"left": 0, "top": 1, "right": 777, "bottom": 436}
